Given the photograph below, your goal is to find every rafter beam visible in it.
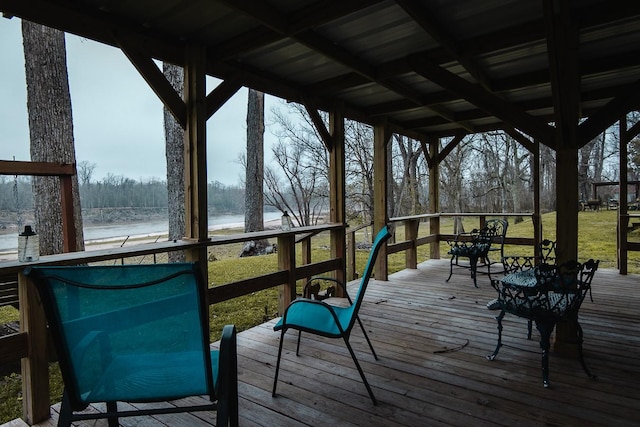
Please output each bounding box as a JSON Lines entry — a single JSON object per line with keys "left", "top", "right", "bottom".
{"left": 114, "top": 31, "right": 186, "bottom": 128}
{"left": 302, "top": 97, "right": 334, "bottom": 151}
{"left": 436, "top": 133, "right": 467, "bottom": 164}
{"left": 409, "top": 55, "right": 553, "bottom": 143}
{"left": 205, "top": 77, "right": 243, "bottom": 120}
{"left": 504, "top": 127, "right": 536, "bottom": 153}
{"left": 395, "top": 0, "right": 491, "bottom": 90}
{"left": 578, "top": 80, "right": 640, "bottom": 147}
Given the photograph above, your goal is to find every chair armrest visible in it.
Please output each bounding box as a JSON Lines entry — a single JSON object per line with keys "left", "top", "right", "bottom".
{"left": 282, "top": 298, "right": 346, "bottom": 334}
{"left": 304, "top": 277, "right": 351, "bottom": 303}
{"left": 216, "top": 324, "right": 237, "bottom": 400}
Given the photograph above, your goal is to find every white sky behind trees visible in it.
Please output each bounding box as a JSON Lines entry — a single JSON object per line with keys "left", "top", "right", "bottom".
{"left": 0, "top": 17, "right": 278, "bottom": 186}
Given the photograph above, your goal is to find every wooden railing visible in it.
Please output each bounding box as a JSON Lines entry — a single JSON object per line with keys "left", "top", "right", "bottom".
{"left": 384, "top": 212, "right": 538, "bottom": 276}
{"left": 9, "top": 210, "right": 629, "bottom": 424}
{"left": 0, "top": 223, "right": 344, "bottom": 424}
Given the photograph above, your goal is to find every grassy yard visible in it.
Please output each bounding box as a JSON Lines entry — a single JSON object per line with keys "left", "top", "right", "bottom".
{"left": 1, "top": 209, "right": 638, "bottom": 423}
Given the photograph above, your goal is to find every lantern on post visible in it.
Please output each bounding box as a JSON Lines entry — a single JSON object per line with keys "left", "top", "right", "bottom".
{"left": 281, "top": 211, "right": 292, "bottom": 231}
{"left": 18, "top": 225, "right": 39, "bottom": 262}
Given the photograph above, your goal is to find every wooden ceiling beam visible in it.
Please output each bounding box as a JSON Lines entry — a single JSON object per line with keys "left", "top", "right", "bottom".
{"left": 210, "top": 0, "right": 382, "bottom": 61}
{"left": 504, "top": 127, "right": 536, "bottom": 153}
{"left": 212, "top": 0, "right": 478, "bottom": 134}
{"left": 114, "top": 31, "right": 187, "bottom": 129}
{"left": 205, "top": 77, "right": 243, "bottom": 120}
{"left": 435, "top": 133, "right": 467, "bottom": 164}
{"left": 578, "top": 80, "right": 640, "bottom": 147}
{"left": 395, "top": 0, "right": 492, "bottom": 90}
{"left": 409, "top": 55, "right": 553, "bottom": 143}
{"left": 302, "top": 97, "right": 334, "bottom": 151}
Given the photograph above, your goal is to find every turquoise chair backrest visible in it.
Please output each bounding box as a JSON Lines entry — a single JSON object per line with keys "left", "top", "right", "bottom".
{"left": 348, "top": 225, "right": 392, "bottom": 323}
{"left": 26, "top": 263, "right": 213, "bottom": 408}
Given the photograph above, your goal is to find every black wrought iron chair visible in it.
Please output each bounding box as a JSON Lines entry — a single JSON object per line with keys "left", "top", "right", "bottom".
{"left": 487, "top": 259, "right": 599, "bottom": 387}
{"left": 490, "top": 239, "right": 557, "bottom": 339}
{"left": 26, "top": 263, "right": 239, "bottom": 427}
{"left": 501, "top": 239, "right": 556, "bottom": 274}
{"left": 446, "top": 218, "right": 508, "bottom": 287}
{"left": 272, "top": 225, "right": 392, "bottom": 405}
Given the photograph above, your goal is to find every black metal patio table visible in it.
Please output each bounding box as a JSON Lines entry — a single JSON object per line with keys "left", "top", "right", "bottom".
{"left": 487, "top": 261, "right": 598, "bottom": 387}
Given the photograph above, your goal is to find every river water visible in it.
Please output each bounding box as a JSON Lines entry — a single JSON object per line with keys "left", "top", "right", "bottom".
{"left": 0, "top": 212, "right": 282, "bottom": 253}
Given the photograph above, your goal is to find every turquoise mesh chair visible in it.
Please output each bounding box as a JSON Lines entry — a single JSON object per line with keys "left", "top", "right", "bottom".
{"left": 26, "top": 263, "right": 238, "bottom": 427}
{"left": 272, "top": 225, "right": 392, "bottom": 405}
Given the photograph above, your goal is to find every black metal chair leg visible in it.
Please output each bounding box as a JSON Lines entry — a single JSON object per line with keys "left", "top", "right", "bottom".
{"left": 576, "top": 321, "right": 597, "bottom": 380}
{"left": 487, "top": 310, "right": 505, "bottom": 360}
{"left": 58, "top": 390, "right": 73, "bottom": 427}
{"left": 296, "top": 330, "right": 302, "bottom": 356}
{"left": 343, "top": 337, "right": 377, "bottom": 405}
{"left": 536, "top": 320, "right": 555, "bottom": 388}
{"left": 527, "top": 320, "right": 533, "bottom": 340}
{"left": 446, "top": 256, "right": 455, "bottom": 282}
{"left": 106, "top": 401, "right": 118, "bottom": 427}
{"left": 272, "top": 329, "right": 286, "bottom": 397}
{"left": 356, "top": 315, "right": 378, "bottom": 360}
{"left": 470, "top": 256, "right": 479, "bottom": 288}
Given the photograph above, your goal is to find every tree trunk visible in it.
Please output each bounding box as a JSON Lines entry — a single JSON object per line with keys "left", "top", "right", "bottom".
{"left": 243, "top": 89, "right": 269, "bottom": 255}
{"left": 163, "top": 63, "right": 186, "bottom": 262}
{"left": 22, "top": 21, "right": 84, "bottom": 255}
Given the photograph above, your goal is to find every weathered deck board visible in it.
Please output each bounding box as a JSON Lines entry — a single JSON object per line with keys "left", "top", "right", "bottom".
{"left": 7, "top": 259, "right": 640, "bottom": 426}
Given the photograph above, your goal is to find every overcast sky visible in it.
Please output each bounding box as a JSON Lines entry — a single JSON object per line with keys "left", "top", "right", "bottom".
{"left": 0, "top": 17, "right": 279, "bottom": 186}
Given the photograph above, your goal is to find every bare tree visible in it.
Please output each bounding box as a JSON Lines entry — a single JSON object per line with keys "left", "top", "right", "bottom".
{"left": 344, "top": 120, "right": 374, "bottom": 225}
{"left": 267, "top": 102, "right": 329, "bottom": 226}
{"left": 22, "top": 21, "right": 84, "bottom": 254}
{"left": 392, "top": 135, "right": 425, "bottom": 217}
{"left": 264, "top": 141, "right": 328, "bottom": 226}
{"left": 77, "top": 160, "right": 96, "bottom": 187}
{"left": 163, "top": 63, "right": 185, "bottom": 262}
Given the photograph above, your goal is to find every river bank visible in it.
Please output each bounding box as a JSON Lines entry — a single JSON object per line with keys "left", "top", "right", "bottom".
{"left": 0, "top": 209, "right": 282, "bottom": 259}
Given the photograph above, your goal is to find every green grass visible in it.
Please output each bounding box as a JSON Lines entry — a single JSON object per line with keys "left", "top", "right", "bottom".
{"left": 2, "top": 210, "right": 639, "bottom": 424}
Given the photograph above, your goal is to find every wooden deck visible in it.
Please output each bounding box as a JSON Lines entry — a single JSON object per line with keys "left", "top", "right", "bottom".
{"left": 11, "top": 259, "right": 640, "bottom": 426}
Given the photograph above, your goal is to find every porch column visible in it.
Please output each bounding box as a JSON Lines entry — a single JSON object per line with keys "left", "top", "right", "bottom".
{"left": 555, "top": 146, "right": 579, "bottom": 263}
{"left": 428, "top": 136, "right": 440, "bottom": 259}
{"left": 533, "top": 140, "right": 542, "bottom": 258}
{"left": 618, "top": 115, "right": 629, "bottom": 274}
{"left": 183, "top": 45, "right": 209, "bottom": 277}
{"left": 373, "top": 121, "right": 391, "bottom": 280}
{"left": 328, "top": 106, "right": 347, "bottom": 288}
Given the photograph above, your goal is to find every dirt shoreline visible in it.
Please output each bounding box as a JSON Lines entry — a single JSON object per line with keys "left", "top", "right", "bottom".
{"left": 0, "top": 217, "right": 282, "bottom": 261}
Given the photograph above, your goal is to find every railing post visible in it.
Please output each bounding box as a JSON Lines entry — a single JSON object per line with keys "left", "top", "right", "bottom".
{"left": 301, "top": 235, "right": 312, "bottom": 289}
{"left": 19, "top": 272, "right": 51, "bottom": 425}
{"left": 430, "top": 215, "right": 441, "bottom": 259}
{"left": 277, "top": 233, "right": 296, "bottom": 315}
{"left": 347, "top": 229, "right": 356, "bottom": 281}
{"left": 405, "top": 219, "right": 419, "bottom": 269}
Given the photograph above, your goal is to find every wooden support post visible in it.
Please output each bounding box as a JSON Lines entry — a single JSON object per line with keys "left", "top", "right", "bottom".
{"left": 59, "top": 175, "right": 76, "bottom": 252}
{"left": 532, "top": 140, "right": 542, "bottom": 260}
{"left": 301, "top": 237, "right": 312, "bottom": 289}
{"left": 277, "top": 234, "right": 296, "bottom": 315}
{"left": 347, "top": 230, "right": 356, "bottom": 281}
{"left": 428, "top": 136, "right": 440, "bottom": 259}
{"left": 373, "top": 121, "right": 390, "bottom": 280}
{"left": 405, "top": 219, "right": 419, "bottom": 269}
{"left": 19, "top": 273, "right": 50, "bottom": 425}
{"left": 184, "top": 45, "right": 209, "bottom": 276}
{"left": 329, "top": 107, "right": 347, "bottom": 292}
{"left": 554, "top": 143, "right": 580, "bottom": 356}
{"left": 619, "top": 115, "right": 629, "bottom": 274}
